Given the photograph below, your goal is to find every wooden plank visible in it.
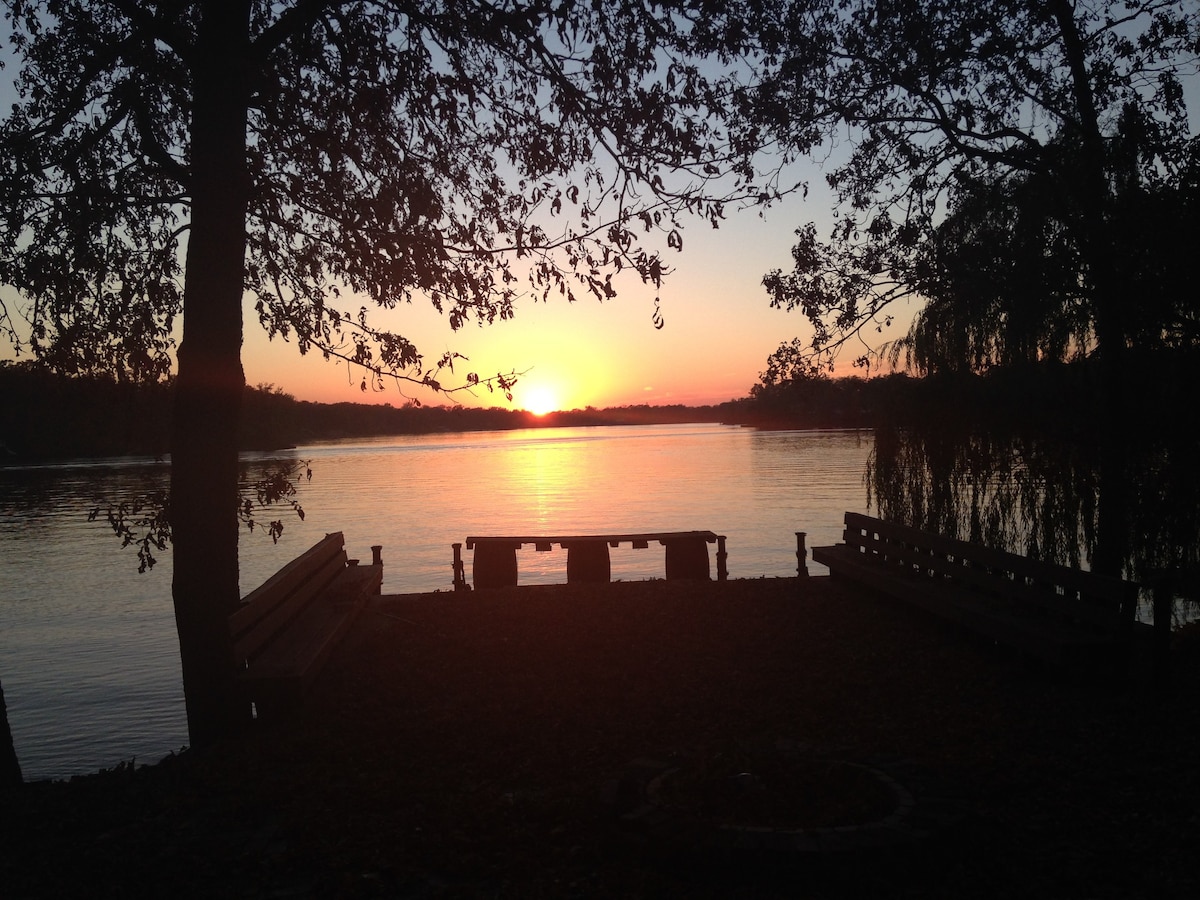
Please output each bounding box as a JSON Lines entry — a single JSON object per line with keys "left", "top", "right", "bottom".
{"left": 832, "top": 540, "right": 1115, "bottom": 630}
{"left": 844, "top": 513, "right": 1131, "bottom": 601}
{"left": 231, "top": 549, "right": 348, "bottom": 664}
{"left": 839, "top": 527, "right": 1118, "bottom": 629}
{"left": 231, "top": 532, "right": 345, "bottom": 636}
{"left": 243, "top": 569, "right": 377, "bottom": 682}
{"left": 319, "top": 563, "right": 383, "bottom": 607}
{"left": 229, "top": 525, "right": 384, "bottom": 720}
{"left": 245, "top": 597, "right": 349, "bottom": 681}
{"left": 239, "top": 564, "right": 381, "bottom": 717}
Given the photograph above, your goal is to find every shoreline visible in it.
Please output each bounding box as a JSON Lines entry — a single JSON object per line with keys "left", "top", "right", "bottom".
{"left": 4, "top": 576, "right": 1198, "bottom": 898}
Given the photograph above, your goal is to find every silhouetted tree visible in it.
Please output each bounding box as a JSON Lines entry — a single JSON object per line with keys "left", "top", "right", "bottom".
{"left": 749, "top": 0, "right": 1196, "bottom": 376}
{"left": 893, "top": 167, "right": 1094, "bottom": 376}
{"left": 893, "top": 137, "right": 1200, "bottom": 377}
{"left": 0, "top": 2, "right": 776, "bottom": 745}
{"left": 745, "top": 0, "right": 1196, "bottom": 576}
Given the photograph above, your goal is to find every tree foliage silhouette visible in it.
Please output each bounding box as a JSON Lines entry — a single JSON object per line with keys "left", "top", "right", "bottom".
{"left": 0, "top": 1, "right": 776, "bottom": 745}
{"left": 747, "top": 0, "right": 1198, "bottom": 376}
{"left": 743, "top": 0, "right": 1197, "bottom": 578}
{"left": 893, "top": 143, "right": 1200, "bottom": 377}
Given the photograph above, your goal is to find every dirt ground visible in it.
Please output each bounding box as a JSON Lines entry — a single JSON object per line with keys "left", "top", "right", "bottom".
{"left": 3, "top": 576, "right": 1198, "bottom": 898}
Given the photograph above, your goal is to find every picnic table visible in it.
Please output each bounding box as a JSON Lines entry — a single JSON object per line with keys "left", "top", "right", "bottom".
{"left": 455, "top": 531, "right": 727, "bottom": 589}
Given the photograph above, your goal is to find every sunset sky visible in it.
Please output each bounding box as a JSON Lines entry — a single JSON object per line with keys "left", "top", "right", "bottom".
{"left": 0, "top": 133, "right": 908, "bottom": 414}
{"left": 0, "top": 45, "right": 916, "bottom": 414}
{"left": 244, "top": 182, "right": 900, "bottom": 413}
{"left": 244, "top": 199, "right": 802, "bottom": 412}
{"left": 4, "top": 11, "right": 1197, "bottom": 418}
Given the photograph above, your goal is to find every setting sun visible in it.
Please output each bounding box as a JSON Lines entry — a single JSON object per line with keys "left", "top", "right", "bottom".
{"left": 522, "top": 384, "right": 560, "bottom": 416}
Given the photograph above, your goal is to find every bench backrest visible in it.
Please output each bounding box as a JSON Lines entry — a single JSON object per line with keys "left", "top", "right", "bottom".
{"left": 842, "top": 512, "right": 1133, "bottom": 631}
{"left": 229, "top": 531, "right": 349, "bottom": 667}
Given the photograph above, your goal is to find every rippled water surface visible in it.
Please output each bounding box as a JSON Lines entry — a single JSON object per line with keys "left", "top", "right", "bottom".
{"left": 0, "top": 424, "right": 872, "bottom": 779}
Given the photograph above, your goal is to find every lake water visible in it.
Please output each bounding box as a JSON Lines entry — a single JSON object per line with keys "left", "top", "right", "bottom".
{"left": 0, "top": 424, "right": 872, "bottom": 780}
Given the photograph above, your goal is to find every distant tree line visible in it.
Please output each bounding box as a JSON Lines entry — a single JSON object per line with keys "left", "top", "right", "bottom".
{"left": 2, "top": 362, "right": 176, "bottom": 459}
{"left": 251, "top": 391, "right": 754, "bottom": 444}
{"left": 747, "top": 344, "right": 1200, "bottom": 441}
{"left": 0, "top": 362, "right": 764, "bottom": 461}
{"left": 12, "top": 352, "right": 1197, "bottom": 463}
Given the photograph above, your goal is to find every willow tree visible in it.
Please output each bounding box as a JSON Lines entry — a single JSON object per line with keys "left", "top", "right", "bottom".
{"left": 891, "top": 131, "right": 1200, "bottom": 378}
{"left": 749, "top": 0, "right": 1197, "bottom": 375}
{"left": 744, "top": 0, "right": 1197, "bottom": 576}
{"left": 0, "top": 1, "right": 773, "bottom": 746}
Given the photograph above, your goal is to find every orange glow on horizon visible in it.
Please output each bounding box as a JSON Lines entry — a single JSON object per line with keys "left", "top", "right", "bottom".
{"left": 230, "top": 188, "right": 910, "bottom": 411}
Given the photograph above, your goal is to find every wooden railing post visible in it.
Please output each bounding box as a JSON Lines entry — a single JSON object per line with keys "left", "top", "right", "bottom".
{"left": 370, "top": 545, "right": 383, "bottom": 593}
{"left": 452, "top": 543, "right": 468, "bottom": 592}
{"left": 795, "top": 532, "right": 808, "bottom": 577}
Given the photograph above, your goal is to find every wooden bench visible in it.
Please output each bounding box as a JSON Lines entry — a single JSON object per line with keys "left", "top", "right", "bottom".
{"left": 229, "top": 532, "right": 383, "bottom": 719}
{"left": 812, "top": 512, "right": 1138, "bottom": 670}
{"left": 457, "top": 531, "right": 727, "bottom": 589}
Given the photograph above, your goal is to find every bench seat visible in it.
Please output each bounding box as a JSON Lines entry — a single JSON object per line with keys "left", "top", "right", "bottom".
{"left": 230, "top": 532, "right": 382, "bottom": 719}
{"left": 813, "top": 513, "right": 1137, "bottom": 670}
{"left": 814, "top": 543, "right": 1120, "bottom": 668}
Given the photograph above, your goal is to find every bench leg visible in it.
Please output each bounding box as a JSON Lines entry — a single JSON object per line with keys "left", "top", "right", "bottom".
{"left": 663, "top": 538, "right": 710, "bottom": 581}
{"left": 473, "top": 543, "right": 519, "bottom": 589}
{"left": 249, "top": 681, "right": 301, "bottom": 724}
{"left": 565, "top": 541, "right": 611, "bottom": 584}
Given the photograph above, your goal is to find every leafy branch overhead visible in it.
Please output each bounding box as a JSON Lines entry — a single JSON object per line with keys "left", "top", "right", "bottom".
{"left": 0, "top": 1, "right": 785, "bottom": 392}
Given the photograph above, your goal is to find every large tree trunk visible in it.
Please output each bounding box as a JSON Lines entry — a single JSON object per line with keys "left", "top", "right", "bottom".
{"left": 1051, "top": 0, "right": 1131, "bottom": 581}
{"left": 1, "top": 676, "right": 21, "bottom": 788}
{"left": 170, "top": 0, "right": 254, "bottom": 748}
